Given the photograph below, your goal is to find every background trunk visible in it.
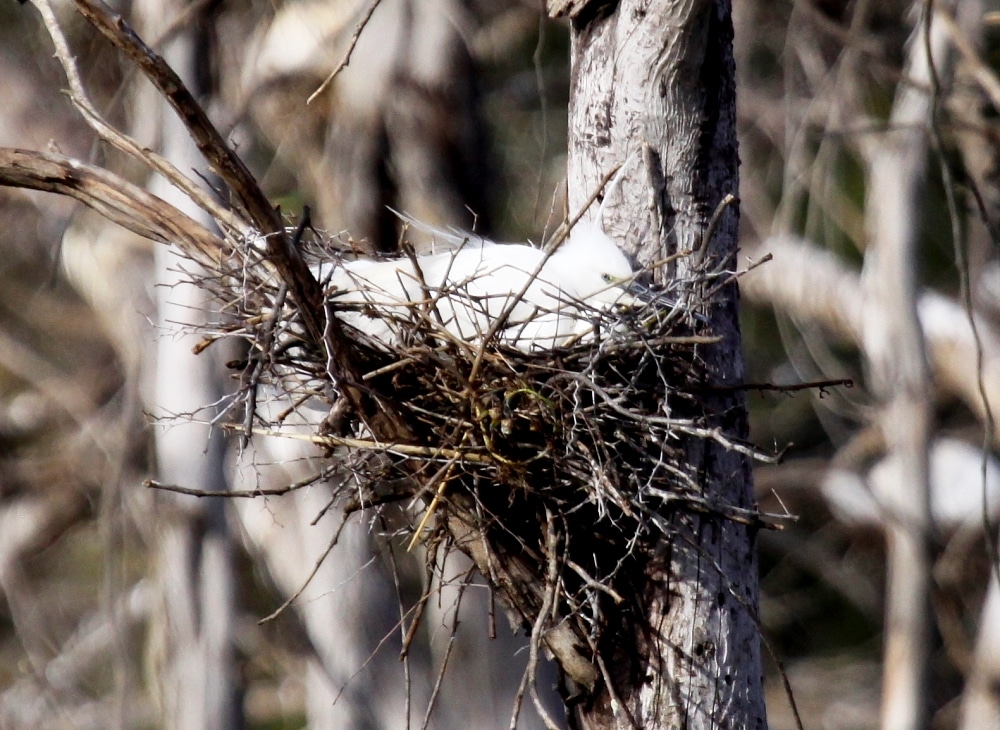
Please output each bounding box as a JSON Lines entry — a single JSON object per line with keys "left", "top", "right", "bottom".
{"left": 134, "top": 2, "right": 242, "bottom": 727}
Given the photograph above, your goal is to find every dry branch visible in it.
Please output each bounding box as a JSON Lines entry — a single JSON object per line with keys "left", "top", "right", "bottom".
{"left": 33, "top": 0, "right": 241, "bottom": 237}
{"left": 0, "top": 147, "right": 223, "bottom": 266}
{"left": 70, "top": 0, "right": 280, "bottom": 238}
{"left": 65, "top": 0, "right": 362, "bottom": 379}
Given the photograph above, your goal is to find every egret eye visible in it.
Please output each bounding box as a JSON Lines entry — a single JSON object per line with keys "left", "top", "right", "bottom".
{"left": 601, "top": 273, "right": 613, "bottom": 284}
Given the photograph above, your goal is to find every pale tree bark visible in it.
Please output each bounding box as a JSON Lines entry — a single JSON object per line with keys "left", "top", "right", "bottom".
{"left": 939, "top": 8, "right": 1000, "bottom": 730}
{"left": 133, "top": 2, "right": 243, "bottom": 728}
{"left": 552, "top": 1, "right": 764, "bottom": 727}
{"left": 942, "top": 2, "right": 1000, "bottom": 730}
{"left": 860, "top": 3, "right": 970, "bottom": 728}
{"left": 960, "top": 549, "right": 1000, "bottom": 730}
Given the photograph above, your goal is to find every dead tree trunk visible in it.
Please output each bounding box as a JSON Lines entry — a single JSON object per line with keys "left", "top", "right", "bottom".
{"left": 552, "top": 1, "right": 766, "bottom": 727}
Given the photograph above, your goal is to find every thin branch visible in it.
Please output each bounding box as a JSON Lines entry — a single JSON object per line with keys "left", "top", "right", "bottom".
{"left": 937, "top": 8, "right": 1000, "bottom": 114}
{"left": 467, "top": 164, "right": 624, "bottom": 383}
{"left": 30, "top": 0, "right": 244, "bottom": 238}
{"left": 715, "top": 377, "right": 854, "bottom": 394}
{"left": 381, "top": 526, "right": 414, "bottom": 730}
{"left": 697, "top": 192, "right": 738, "bottom": 258}
{"left": 237, "top": 425, "right": 497, "bottom": 464}
{"left": 418, "top": 568, "right": 474, "bottom": 730}
{"left": 257, "top": 512, "right": 354, "bottom": 625}
{"left": 70, "top": 0, "right": 279, "bottom": 236}
{"left": 510, "top": 510, "right": 562, "bottom": 730}
{"left": 144, "top": 467, "right": 334, "bottom": 497}
{"left": 307, "top": 0, "right": 384, "bottom": 105}
{"left": 68, "top": 0, "right": 352, "bottom": 369}
{"left": 566, "top": 559, "right": 625, "bottom": 604}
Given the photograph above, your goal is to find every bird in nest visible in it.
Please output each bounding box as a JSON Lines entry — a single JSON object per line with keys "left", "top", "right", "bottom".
{"left": 312, "top": 218, "right": 653, "bottom": 352}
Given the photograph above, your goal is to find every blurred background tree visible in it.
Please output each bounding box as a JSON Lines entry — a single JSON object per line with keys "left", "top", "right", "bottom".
{"left": 0, "top": 1, "right": 998, "bottom": 729}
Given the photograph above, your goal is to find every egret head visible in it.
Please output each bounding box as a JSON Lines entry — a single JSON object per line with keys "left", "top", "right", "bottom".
{"left": 552, "top": 222, "right": 637, "bottom": 306}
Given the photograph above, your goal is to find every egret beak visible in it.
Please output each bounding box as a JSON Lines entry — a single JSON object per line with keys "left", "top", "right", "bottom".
{"left": 623, "top": 278, "right": 670, "bottom": 306}
{"left": 613, "top": 281, "right": 642, "bottom": 307}
{"left": 597, "top": 277, "right": 655, "bottom": 308}
{"left": 623, "top": 278, "right": 709, "bottom": 322}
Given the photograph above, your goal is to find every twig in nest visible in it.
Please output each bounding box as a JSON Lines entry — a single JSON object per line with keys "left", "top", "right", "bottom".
{"left": 381, "top": 521, "right": 414, "bottom": 723}
{"left": 144, "top": 467, "right": 336, "bottom": 498}
{"left": 467, "top": 164, "right": 625, "bottom": 383}
{"left": 230, "top": 426, "right": 496, "bottom": 464}
{"left": 418, "top": 566, "right": 475, "bottom": 730}
{"left": 566, "top": 559, "right": 625, "bottom": 604}
{"left": 399, "top": 572, "right": 434, "bottom": 661}
{"left": 510, "top": 508, "right": 563, "bottom": 730}
{"left": 241, "top": 283, "right": 288, "bottom": 448}
{"left": 697, "top": 192, "right": 738, "bottom": 258}
{"left": 200, "top": 199, "right": 778, "bottom": 702}
{"left": 407, "top": 456, "right": 461, "bottom": 551}
{"left": 716, "top": 377, "right": 854, "bottom": 394}
{"left": 724, "top": 251, "right": 773, "bottom": 285}
{"left": 342, "top": 479, "right": 417, "bottom": 516}
{"left": 595, "top": 650, "right": 640, "bottom": 730}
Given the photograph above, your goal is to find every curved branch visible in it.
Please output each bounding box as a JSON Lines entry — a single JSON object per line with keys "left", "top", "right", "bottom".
{"left": 64, "top": 0, "right": 391, "bottom": 417}
{"left": 71, "top": 0, "right": 281, "bottom": 238}
{"left": 31, "top": 0, "right": 245, "bottom": 240}
{"left": 0, "top": 147, "right": 224, "bottom": 266}
{"left": 69, "top": 0, "right": 340, "bottom": 356}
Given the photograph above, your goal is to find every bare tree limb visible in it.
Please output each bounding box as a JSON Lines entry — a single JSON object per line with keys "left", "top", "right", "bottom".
{"left": 0, "top": 147, "right": 223, "bottom": 265}
{"left": 68, "top": 0, "right": 351, "bottom": 368}
{"left": 70, "top": 0, "right": 280, "bottom": 238}
{"left": 30, "top": 0, "right": 245, "bottom": 238}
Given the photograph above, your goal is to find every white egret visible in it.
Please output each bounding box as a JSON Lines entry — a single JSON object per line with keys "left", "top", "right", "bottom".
{"left": 313, "top": 221, "right": 640, "bottom": 351}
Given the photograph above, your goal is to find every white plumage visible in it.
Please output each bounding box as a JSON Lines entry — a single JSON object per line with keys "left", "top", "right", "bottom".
{"left": 314, "top": 221, "right": 638, "bottom": 351}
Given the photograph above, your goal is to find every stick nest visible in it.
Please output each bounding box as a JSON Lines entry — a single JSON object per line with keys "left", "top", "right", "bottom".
{"left": 204, "top": 224, "right": 766, "bottom": 691}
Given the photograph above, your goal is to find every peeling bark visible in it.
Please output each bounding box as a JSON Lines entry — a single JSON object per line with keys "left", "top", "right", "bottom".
{"left": 560, "top": 2, "right": 765, "bottom": 728}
